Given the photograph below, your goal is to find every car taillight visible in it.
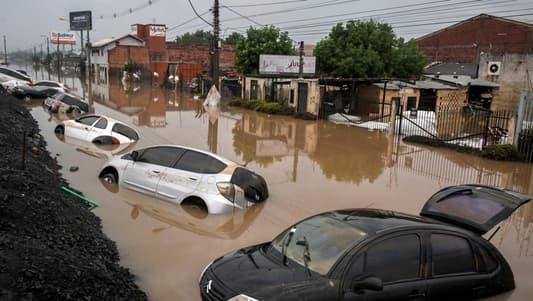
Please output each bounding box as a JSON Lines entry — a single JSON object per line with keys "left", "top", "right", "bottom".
{"left": 27, "top": 82, "right": 32, "bottom": 86}
{"left": 55, "top": 102, "right": 61, "bottom": 107}
{"left": 217, "top": 182, "right": 235, "bottom": 202}
{"left": 111, "top": 137, "right": 120, "bottom": 144}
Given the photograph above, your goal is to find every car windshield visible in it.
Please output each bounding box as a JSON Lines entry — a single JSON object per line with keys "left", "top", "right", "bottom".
{"left": 52, "top": 92, "right": 65, "bottom": 100}
{"left": 271, "top": 214, "right": 368, "bottom": 275}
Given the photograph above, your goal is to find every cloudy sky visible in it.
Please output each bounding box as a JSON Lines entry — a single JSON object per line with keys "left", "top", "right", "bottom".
{"left": 2, "top": 0, "right": 532, "bottom": 51}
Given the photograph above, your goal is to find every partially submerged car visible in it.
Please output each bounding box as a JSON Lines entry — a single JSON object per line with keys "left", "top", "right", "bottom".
{"left": 44, "top": 92, "right": 89, "bottom": 113}
{"left": 98, "top": 145, "right": 269, "bottom": 214}
{"left": 0, "top": 66, "right": 32, "bottom": 83}
{"left": 199, "top": 184, "right": 530, "bottom": 301}
{"left": 54, "top": 114, "right": 139, "bottom": 145}
{"left": 12, "top": 80, "right": 70, "bottom": 99}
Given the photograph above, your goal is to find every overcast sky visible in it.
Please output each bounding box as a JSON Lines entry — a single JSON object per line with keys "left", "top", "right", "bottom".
{"left": 2, "top": 0, "right": 532, "bottom": 51}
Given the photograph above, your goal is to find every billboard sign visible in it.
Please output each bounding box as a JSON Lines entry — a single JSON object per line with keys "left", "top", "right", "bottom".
{"left": 149, "top": 25, "right": 166, "bottom": 37}
{"left": 69, "top": 11, "right": 92, "bottom": 31}
{"left": 50, "top": 32, "right": 76, "bottom": 45}
{"left": 259, "top": 54, "right": 316, "bottom": 75}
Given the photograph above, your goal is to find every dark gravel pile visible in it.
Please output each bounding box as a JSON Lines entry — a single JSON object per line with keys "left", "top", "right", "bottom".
{"left": 0, "top": 91, "right": 147, "bottom": 300}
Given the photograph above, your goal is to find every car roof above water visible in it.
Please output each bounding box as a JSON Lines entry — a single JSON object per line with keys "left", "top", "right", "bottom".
{"left": 325, "top": 208, "right": 460, "bottom": 236}
{"left": 142, "top": 144, "right": 239, "bottom": 167}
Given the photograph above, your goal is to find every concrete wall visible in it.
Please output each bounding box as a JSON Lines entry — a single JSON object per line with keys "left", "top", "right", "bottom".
{"left": 479, "top": 52, "right": 533, "bottom": 111}
{"left": 417, "top": 14, "right": 533, "bottom": 63}
{"left": 289, "top": 79, "right": 320, "bottom": 116}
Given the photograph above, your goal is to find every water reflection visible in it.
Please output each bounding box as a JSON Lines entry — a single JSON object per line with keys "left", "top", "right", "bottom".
{"left": 100, "top": 179, "right": 264, "bottom": 240}
{"left": 54, "top": 134, "right": 136, "bottom": 160}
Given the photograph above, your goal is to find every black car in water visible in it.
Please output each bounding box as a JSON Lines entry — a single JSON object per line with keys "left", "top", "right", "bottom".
{"left": 199, "top": 185, "right": 530, "bottom": 301}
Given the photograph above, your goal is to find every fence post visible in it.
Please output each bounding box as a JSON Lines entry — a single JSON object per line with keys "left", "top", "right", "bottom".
{"left": 389, "top": 98, "right": 400, "bottom": 135}
{"left": 514, "top": 93, "right": 527, "bottom": 147}
{"left": 483, "top": 111, "right": 492, "bottom": 148}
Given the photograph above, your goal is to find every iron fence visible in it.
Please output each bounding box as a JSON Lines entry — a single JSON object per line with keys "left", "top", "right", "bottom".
{"left": 398, "top": 105, "right": 515, "bottom": 150}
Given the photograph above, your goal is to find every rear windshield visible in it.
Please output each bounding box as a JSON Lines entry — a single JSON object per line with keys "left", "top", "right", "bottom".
{"left": 425, "top": 194, "right": 505, "bottom": 224}
{"left": 53, "top": 92, "right": 66, "bottom": 100}
{"left": 112, "top": 123, "right": 139, "bottom": 140}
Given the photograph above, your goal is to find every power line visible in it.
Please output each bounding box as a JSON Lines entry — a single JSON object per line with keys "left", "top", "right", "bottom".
{"left": 95, "top": 0, "right": 162, "bottom": 20}
{"left": 223, "top": 0, "right": 309, "bottom": 8}
{"left": 222, "top": 6, "right": 263, "bottom": 26}
{"left": 187, "top": 0, "right": 213, "bottom": 26}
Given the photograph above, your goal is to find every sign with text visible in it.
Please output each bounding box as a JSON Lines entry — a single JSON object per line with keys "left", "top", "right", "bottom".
{"left": 259, "top": 54, "right": 316, "bottom": 75}
{"left": 69, "top": 11, "right": 92, "bottom": 31}
{"left": 50, "top": 32, "right": 76, "bottom": 45}
{"left": 149, "top": 25, "right": 166, "bottom": 37}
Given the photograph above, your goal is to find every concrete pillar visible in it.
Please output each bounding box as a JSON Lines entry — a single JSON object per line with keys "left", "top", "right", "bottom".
{"left": 389, "top": 97, "right": 400, "bottom": 135}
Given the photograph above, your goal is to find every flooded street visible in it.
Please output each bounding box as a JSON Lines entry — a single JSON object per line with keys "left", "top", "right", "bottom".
{"left": 26, "top": 78, "right": 533, "bottom": 301}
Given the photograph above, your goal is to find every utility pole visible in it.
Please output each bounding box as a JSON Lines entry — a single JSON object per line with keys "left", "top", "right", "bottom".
{"left": 213, "top": 0, "right": 220, "bottom": 89}
{"left": 46, "top": 37, "right": 50, "bottom": 80}
{"left": 56, "top": 33, "right": 61, "bottom": 82}
{"left": 298, "top": 41, "right": 304, "bottom": 79}
{"left": 3, "top": 35, "right": 7, "bottom": 65}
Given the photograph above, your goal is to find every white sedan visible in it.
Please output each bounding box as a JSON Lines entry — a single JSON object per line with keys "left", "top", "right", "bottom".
{"left": 98, "top": 145, "right": 269, "bottom": 214}
{"left": 54, "top": 114, "right": 139, "bottom": 144}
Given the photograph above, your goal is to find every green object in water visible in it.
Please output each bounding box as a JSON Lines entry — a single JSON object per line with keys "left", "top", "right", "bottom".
{"left": 61, "top": 186, "right": 101, "bottom": 208}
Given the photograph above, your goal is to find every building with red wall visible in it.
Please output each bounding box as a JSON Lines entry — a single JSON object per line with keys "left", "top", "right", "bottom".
{"left": 416, "top": 14, "right": 533, "bottom": 64}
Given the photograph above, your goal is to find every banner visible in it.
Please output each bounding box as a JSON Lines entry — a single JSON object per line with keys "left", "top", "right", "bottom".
{"left": 69, "top": 11, "right": 92, "bottom": 31}
{"left": 50, "top": 32, "right": 76, "bottom": 45}
{"left": 149, "top": 25, "right": 166, "bottom": 37}
{"left": 259, "top": 54, "right": 316, "bottom": 75}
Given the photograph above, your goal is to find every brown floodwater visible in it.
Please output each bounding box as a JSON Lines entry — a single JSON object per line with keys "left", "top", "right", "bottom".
{"left": 27, "top": 81, "right": 533, "bottom": 301}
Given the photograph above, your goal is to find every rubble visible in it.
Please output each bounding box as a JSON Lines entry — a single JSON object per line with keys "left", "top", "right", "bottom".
{"left": 0, "top": 91, "right": 146, "bottom": 300}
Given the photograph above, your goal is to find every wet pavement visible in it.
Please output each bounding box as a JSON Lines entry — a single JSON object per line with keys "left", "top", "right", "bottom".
{"left": 24, "top": 76, "right": 533, "bottom": 300}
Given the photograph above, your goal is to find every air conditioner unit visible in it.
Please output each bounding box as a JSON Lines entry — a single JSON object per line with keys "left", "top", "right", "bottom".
{"left": 487, "top": 61, "right": 501, "bottom": 76}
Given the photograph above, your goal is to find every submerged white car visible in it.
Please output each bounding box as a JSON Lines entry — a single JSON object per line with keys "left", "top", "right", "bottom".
{"left": 98, "top": 145, "right": 269, "bottom": 214}
{"left": 54, "top": 114, "right": 139, "bottom": 144}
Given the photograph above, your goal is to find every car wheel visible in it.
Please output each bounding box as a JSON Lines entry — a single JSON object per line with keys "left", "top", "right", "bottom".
{"left": 101, "top": 172, "right": 117, "bottom": 184}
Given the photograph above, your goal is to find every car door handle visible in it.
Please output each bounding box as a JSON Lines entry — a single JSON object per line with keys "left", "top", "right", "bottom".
{"left": 188, "top": 177, "right": 198, "bottom": 181}
{"left": 151, "top": 170, "right": 160, "bottom": 174}
{"left": 408, "top": 290, "right": 425, "bottom": 299}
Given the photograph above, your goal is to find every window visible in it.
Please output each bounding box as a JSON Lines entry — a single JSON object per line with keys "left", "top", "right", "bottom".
{"left": 174, "top": 151, "right": 210, "bottom": 173}
{"left": 203, "top": 156, "right": 227, "bottom": 174}
{"left": 476, "top": 244, "right": 498, "bottom": 272}
{"left": 431, "top": 234, "right": 476, "bottom": 276}
{"left": 137, "top": 147, "right": 183, "bottom": 167}
{"left": 94, "top": 118, "right": 108, "bottom": 130}
{"left": 112, "top": 123, "right": 139, "bottom": 140}
{"left": 76, "top": 116, "right": 99, "bottom": 126}
{"left": 364, "top": 235, "right": 421, "bottom": 283}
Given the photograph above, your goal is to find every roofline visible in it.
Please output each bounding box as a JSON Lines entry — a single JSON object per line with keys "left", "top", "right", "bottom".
{"left": 416, "top": 13, "right": 533, "bottom": 41}
{"left": 92, "top": 34, "right": 145, "bottom": 48}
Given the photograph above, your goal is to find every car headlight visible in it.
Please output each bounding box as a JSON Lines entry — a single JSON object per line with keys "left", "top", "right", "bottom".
{"left": 228, "top": 294, "right": 259, "bottom": 301}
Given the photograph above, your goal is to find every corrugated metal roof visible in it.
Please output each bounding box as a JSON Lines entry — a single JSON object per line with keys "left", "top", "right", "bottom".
{"left": 424, "top": 75, "right": 499, "bottom": 87}
{"left": 413, "top": 80, "right": 457, "bottom": 90}
{"left": 424, "top": 63, "right": 478, "bottom": 77}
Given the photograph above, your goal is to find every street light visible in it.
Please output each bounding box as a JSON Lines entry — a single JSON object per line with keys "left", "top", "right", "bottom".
{"left": 56, "top": 16, "right": 69, "bottom": 82}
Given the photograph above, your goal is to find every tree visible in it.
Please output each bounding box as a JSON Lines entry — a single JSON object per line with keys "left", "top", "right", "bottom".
{"left": 314, "top": 20, "right": 426, "bottom": 78}
{"left": 235, "top": 25, "right": 294, "bottom": 75}
{"left": 175, "top": 30, "right": 212, "bottom": 44}
{"left": 224, "top": 32, "right": 244, "bottom": 45}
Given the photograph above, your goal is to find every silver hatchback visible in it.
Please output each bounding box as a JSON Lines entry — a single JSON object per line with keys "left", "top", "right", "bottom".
{"left": 98, "top": 145, "right": 269, "bottom": 214}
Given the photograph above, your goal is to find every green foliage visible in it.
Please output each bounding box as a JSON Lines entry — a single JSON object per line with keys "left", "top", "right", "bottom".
{"left": 235, "top": 25, "right": 294, "bottom": 74}
{"left": 228, "top": 99, "right": 294, "bottom": 115}
{"left": 314, "top": 20, "right": 426, "bottom": 78}
{"left": 481, "top": 144, "right": 523, "bottom": 161}
{"left": 224, "top": 32, "right": 244, "bottom": 45}
{"left": 175, "top": 30, "right": 212, "bottom": 44}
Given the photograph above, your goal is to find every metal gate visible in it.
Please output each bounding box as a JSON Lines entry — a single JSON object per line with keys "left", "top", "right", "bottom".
{"left": 515, "top": 93, "right": 533, "bottom": 161}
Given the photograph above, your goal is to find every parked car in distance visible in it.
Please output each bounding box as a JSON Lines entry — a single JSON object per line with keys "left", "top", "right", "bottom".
{"left": 11, "top": 84, "right": 61, "bottom": 99}
{"left": 54, "top": 114, "right": 139, "bottom": 145}
{"left": 0, "top": 73, "right": 31, "bottom": 92}
{"left": 98, "top": 145, "right": 269, "bottom": 214}
{"left": 0, "top": 66, "right": 32, "bottom": 83}
{"left": 34, "top": 80, "right": 70, "bottom": 93}
{"left": 199, "top": 184, "right": 530, "bottom": 301}
{"left": 44, "top": 92, "right": 89, "bottom": 113}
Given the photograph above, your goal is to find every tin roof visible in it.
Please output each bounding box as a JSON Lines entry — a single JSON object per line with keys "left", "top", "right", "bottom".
{"left": 424, "top": 75, "right": 499, "bottom": 87}
{"left": 91, "top": 34, "right": 144, "bottom": 48}
{"left": 424, "top": 63, "right": 478, "bottom": 77}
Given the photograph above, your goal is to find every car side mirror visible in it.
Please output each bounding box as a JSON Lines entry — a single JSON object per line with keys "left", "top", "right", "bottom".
{"left": 131, "top": 151, "right": 139, "bottom": 161}
{"left": 352, "top": 276, "right": 383, "bottom": 292}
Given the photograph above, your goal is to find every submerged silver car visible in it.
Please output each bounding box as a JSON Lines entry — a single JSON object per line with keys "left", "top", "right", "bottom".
{"left": 98, "top": 145, "right": 269, "bottom": 214}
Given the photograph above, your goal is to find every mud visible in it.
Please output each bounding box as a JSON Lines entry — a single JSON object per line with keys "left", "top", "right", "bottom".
{"left": 0, "top": 91, "right": 146, "bottom": 300}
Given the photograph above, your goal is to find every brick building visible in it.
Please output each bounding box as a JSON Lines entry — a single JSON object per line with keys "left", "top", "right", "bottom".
{"left": 416, "top": 14, "right": 533, "bottom": 64}
{"left": 90, "top": 23, "right": 237, "bottom": 86}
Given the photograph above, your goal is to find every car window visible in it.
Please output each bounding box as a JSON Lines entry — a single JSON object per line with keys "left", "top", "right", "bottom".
{"left": 363, "top": 234, "right": 421, "bottom": 283}
{"left": 431, "top": 234, "right": 476, "bottom": 276}
{"left": 137, "top": 147, "right": 182, "bottom": 167}
{"left": 53, "top": 92, "right": 65, "bottom": 100}
{"left": 112, "top": 123, "right": 139, "bottom": 140}
{"left": 76, "top": 116, "right": 100, "bottom": 126}
{"left": 203, "top": 156, "right": 227, "bottom": 174}
{"left": 174, "top": 151, "right": 210, "bottom": 173}
{"left": 476, "top": 244, "right": 498, "bottom": 272}
{"left": 94, "top": 118, "right": 108, "bottom": 129}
